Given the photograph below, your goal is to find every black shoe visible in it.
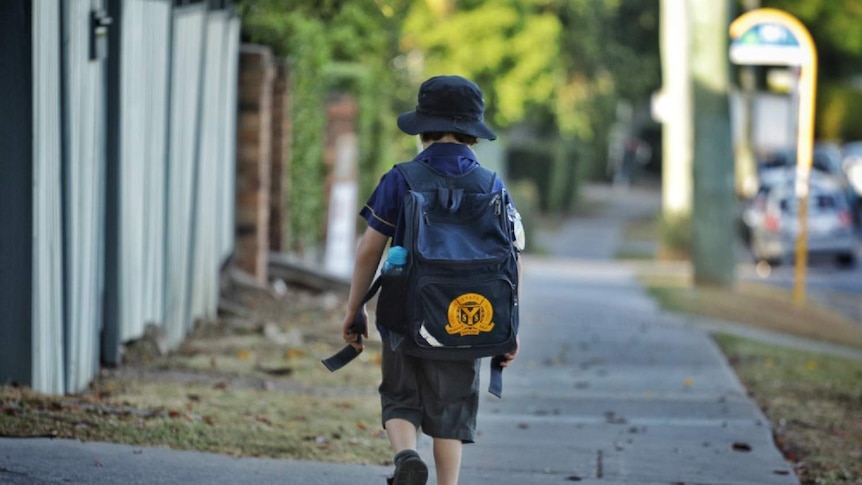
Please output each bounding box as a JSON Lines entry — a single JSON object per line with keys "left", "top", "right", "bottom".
{"left": 389, "top": 450, "right": 428, "bottom": 485}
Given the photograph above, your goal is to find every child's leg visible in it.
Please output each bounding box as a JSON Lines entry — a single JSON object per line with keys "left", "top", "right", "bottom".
{"left": 385, "top": 418, "right": 418, "bottom": 453}
{"left": 387, "top": 419, "right": 428, "bottom": 484}
{"left": 432, "top": 438, "right": 462, "bottom": 485}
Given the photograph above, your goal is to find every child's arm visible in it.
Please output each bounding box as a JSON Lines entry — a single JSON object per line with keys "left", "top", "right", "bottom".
{"left": 341, "top": 226, "right": 389, "bottom": 350}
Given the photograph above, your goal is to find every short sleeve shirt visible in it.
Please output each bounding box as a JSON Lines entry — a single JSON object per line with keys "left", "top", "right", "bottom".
{"left": 360, "top": 143, "right": 509, "bottom": 245}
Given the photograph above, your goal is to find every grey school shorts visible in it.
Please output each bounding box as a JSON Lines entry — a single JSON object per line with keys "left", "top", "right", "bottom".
{"left": 379, "top": 337, "right": 481, "bottom": 443}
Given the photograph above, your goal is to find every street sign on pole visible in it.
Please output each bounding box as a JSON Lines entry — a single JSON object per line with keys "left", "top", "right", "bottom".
{"left": 729, "top": 8, "right": 817, "bottom": 305}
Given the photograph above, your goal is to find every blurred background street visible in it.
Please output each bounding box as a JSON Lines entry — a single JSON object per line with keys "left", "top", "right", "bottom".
{"left": 537, "top": 180, "right": 862, "bottom": 324}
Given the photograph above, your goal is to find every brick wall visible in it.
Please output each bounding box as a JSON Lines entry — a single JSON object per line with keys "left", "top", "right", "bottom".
{"left": 235, "top": 45, "right": 273, "bottom": 283}
{"left": 234, "top": 49, "right": 361, "bottom": 274}
{"left": 269, "top": 60, "right": 291, "bottom": 253}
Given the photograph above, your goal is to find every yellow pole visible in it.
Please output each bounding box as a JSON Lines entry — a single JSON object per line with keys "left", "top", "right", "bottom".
{"left": 793, "top": 57, "right": 817, "bottom": 305}
{"left": 729, "top": 8, "right": 817, "bottom": 305}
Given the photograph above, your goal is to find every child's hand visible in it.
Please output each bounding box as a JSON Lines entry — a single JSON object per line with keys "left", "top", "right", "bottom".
{"left": 341, "top": 309, "right": 368, "bottom": 351}
{"left": 497, "top": 336, "right": 520, "bottom": 367}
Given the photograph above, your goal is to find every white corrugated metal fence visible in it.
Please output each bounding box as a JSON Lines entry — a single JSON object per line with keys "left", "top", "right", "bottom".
{"left": 7, "top": 0, "right": 241, "bottom": 394}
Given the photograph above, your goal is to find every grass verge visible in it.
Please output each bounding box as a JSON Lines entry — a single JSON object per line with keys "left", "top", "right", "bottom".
{"left": 638, "top": 271, "right": 862, "bottom": 349}
{"left": 0, "top": 282, "right": 391, "bottom": 465}
{"left": 0, "top": 377, "right": 387, "bottom": 463}
{"left": 714, "top": 333, "right": 862, "bottom": 484}
{"left": 624, "top": 212, "right": 862, "bottom": 484}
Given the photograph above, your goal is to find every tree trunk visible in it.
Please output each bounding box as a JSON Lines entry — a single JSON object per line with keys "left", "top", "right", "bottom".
{"left": 689, "top": 0, "right": 736, "bottom": 286}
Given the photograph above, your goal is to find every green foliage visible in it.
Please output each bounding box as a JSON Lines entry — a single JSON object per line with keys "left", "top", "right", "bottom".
{"left": 402, "top": 0, "right": 660, "bottom": 140}
{"left": 760, "top": 0, "right": 862, "bottom": 79}
{"left": 506, "top": 179, "right": 540, "bottom": 254}
{"left": 758, "top": 0, "right": 862, "bottom": 145}
{"left": 402, "top": 1, "right": 563, "bottom": 127}
{"left": 239, "top": 0, "right": 405, "bottom": 251}
{"left": 819, "top": 83, "right": 862, "bottom": 141}
{"left": 550, "top": 0, "right": 660, "bottom": 187}
{"left": 239, "top": 0, "right": 663, "bottom": 232}
{"left": 239, "top": 3, "right": 328, "bottom": 251}
{"left": 506, "top": 141, "right": 556, "bottom": 212}
{"left": 288, "top": 20, "right": 329, "bottom": 252}
{"left": 554, "top": 0, "right": 660, "bottom": 139}
{"left": 401, "top": 0, "right": 661, "bottom": 208}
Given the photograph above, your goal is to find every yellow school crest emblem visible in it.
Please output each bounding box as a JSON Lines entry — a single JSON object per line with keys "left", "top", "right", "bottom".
{"left": 445, "top": 293, "right": 495, "bottom": 336}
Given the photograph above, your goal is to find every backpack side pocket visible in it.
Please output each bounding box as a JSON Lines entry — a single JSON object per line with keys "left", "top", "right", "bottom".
{"left": 375, "top": 275, "right": 408, "bottom": 334}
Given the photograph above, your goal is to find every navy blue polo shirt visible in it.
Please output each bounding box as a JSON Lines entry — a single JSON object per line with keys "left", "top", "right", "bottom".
{"left": 360, "top": 143, "right": 508, "bottom": 244}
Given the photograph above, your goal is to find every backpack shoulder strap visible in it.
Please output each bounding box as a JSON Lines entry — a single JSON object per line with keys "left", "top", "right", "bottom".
{"left": 465, "top": 165, "right": 497, "bottom": 192}
{"left": 396, "top": 160, "right": 497, "bottom": 193}
{"left": 395, "top": 160, "right": 440, "bottom": 192}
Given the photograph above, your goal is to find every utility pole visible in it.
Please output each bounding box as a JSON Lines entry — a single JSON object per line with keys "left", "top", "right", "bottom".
{"left": 658, "top": 0, "right": 693, "bottom": 220}
{"left": 690, "top": 0, "right": 736, "bottom": 286}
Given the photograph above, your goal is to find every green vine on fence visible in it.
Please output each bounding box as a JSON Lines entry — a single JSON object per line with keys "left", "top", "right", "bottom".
{"left": 239, "top": 0, "right": 404, "bottom": 253}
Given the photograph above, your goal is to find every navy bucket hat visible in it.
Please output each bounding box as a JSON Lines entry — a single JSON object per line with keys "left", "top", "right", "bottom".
{"left": 397, "top": 75, "right": 497, "bottom": 141}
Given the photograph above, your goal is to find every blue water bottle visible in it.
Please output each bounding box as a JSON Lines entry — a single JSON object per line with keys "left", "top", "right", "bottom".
{"left": 382, "top": 246, "right": 408, "bottom": 276}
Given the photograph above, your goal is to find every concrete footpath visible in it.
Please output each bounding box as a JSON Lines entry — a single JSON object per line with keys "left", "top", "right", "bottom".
{"left": 0, "top": 184, "right": 799, "bottom": 484}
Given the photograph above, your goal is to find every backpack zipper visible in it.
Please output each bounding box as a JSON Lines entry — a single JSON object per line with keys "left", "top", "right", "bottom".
{"left": 490, "top": 194, "right": 502, "bottom": 215}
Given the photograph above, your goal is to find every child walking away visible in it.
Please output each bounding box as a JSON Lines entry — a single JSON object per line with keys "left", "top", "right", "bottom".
{"left": 339, "top": 75, "right": 525, "bottom": 485}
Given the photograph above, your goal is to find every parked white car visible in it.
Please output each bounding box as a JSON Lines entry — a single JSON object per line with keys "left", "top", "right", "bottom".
{"left": 741, "top": 170, "right": 834, "bottom": 244}
{"left": 841, "top": 141, "right": 862, "bottom": 208}
{"left": 757, "top": 143, "right": 854, "bottom": 203}
{"left": 750, "top": 179, "right": 857, "bottom": 267}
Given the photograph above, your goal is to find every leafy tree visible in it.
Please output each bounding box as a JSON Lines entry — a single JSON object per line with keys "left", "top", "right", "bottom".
{"left": 401, "top": 0, "right": 562, "bottom": 128}
{"left": 402, "top": 0, "right": 661, "bottom": 210}
{"left": 760, "top": 0, "right": 862, "bottom": 79}
{"left": 555, "top": 0, "right": 660, "bottom": 138}
{"left": 239, "top": 0, "right": 663, "bottom": 223}
{"left": 403, "top": 0, "right": 660, "bottom": 140}
{"left": 239, "top": 0, "right": 405, "bottom": 251}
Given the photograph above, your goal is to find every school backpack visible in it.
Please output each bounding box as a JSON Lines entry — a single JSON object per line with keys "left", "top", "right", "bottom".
{"left": 375, "top": 160, "right": 519, "bottom": 395}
